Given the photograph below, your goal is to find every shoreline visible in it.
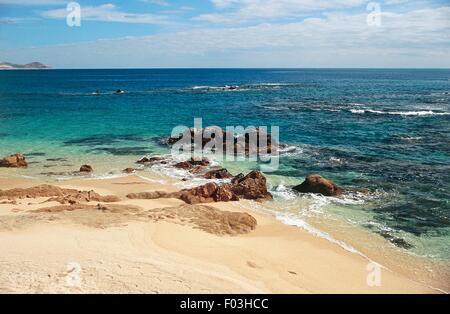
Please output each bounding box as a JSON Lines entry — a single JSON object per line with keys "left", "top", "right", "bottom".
{"left": 0, "top": 173, "right": 446, "bottom": 294}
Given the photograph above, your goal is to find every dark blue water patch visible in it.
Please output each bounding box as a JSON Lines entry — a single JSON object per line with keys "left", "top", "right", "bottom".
{"left": 373, "top": 229, "right": 414, "bottom": 250}
{"left": 24, "top": 152, "right": 46, "bottom": 157}
{"left": 372, "top": 199, "right": 450, "bottom": 237}
{"left": 86, "top": 146, "right": 153, "bottom": 156}
{"left": 0, "top": 112, "right": 28, "bottom": 119}
{"left": 63, "top": 134, "right": 148, "bottom": 147}
{"left": 46, "top": 158, "right": 68, "bottom": 162}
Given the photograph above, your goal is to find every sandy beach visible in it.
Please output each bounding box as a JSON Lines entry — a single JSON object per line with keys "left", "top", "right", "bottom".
{"left": 0, "top": 174, "right": 443, "bottom": 294}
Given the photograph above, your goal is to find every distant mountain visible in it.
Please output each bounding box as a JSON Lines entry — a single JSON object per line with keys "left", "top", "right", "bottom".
{"left": 0, "top": 62, "right": 50, "bottom": 69}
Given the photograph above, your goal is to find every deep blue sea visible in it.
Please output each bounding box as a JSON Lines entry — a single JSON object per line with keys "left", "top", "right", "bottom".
{"left": 1, "top": 69, "right": 449, "bottom": 263}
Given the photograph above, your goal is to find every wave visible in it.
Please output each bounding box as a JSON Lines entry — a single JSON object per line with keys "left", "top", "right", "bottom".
{"left": 275, "top": 212, "right": 362, "bottom": 255}
{"left": 350, "top": 109, "right": 450, "bottom": 116}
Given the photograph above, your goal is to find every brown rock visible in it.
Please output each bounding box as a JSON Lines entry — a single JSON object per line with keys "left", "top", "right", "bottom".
{"left": 204, "top": 168, "right": 234, "bottom": 179}
{"left": 127, "top": 191, "right": 169, "bottom": 199}
{"left": 0, "top": 184, "right": 120, "bottom": 204}
{"left": 79, "top": 165, "right": 93, "bottom": 173}
{"left": 231, "top": 171, "right": 273, "bottom": 201}
{"left": 125, "top": 170, "right": 271, "bottom": 204}
{"left": 215, "top": 184, "right": 239, "bottom": 202}
{"left": 123, "top": 168, "right": 136, "bottom": 174}
{"left": 293, "top": 174, "right": 343, "bottom": 196}
{"left": 164, "top": 127, "right": 278, "bottom": 156}
{"left": 0, "top": 153, "right": 28, "bottom": 168}
{"left": 136, "top": 156, "right": 165, "bottom": 164}
{"left": 174, "top": 157, "right": 210, "bottom": 170}
{"left": 174, "top": 161, "right": 193, "bottom": 170}
{"left": 180, "top": 182, "right": 218, "bottom": 204}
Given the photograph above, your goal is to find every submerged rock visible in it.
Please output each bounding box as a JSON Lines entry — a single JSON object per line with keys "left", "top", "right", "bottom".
{"left": 377, "top": 230, "right": 414, "bottom": 250}
{"left": 123, "top": 168, "right": 136, "bottom": 174}
{"left": 293, "top": 174, "right": 343, "bottom": 197}
{"left": 79, "top": 165, "right": 93, "bottom": 173}
{"left": 136, "top": 156, "right": 165, "bottom": 164}
{"left": 0, "top": 153, "right": 28, "bottom": 168}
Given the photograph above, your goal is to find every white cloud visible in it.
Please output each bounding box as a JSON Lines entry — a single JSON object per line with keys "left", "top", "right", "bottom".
{"left": 41, "top": 3, "right": 169, "bottom": 24}
{"left": 195, "top": 0, "right": 368, "bottom": 23}
{"left": 2, "top": 6, "right": 449, "bottom": 68}
{"left": 140, "top": 0, "right": 170, "bottom": 6}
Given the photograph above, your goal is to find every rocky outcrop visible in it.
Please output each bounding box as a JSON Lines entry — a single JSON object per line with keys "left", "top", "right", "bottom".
{"left": 136, "top": 156, "right": 166, "bottom": 164}
{"left": 79, "top": 165, "right": 93, "bottom": 173}
{"left": 0, "top": 153, "right": 28, "bottom": 168}
{"left": 0, "top": 184, "right": 120, "bottom": 204}
{"left": 203, "top": 168, "right": 233, "bottom": 179}
{"left": 127, "top": 191, "right": 169, "bottom": 200}
{"left": 127, "top": 171, "right": 272, "bottom": 205}
{"left": 163, "top": 127, "right": 278, "bottom": 155}
{"left": 174, "top": 157, "right": 210, "bottom": 170}
{"left": 177, "top": 183, "right": 239, "bottom": 204}
{"left": 293, "top": 174, "right": 343, "bottom": 197}
{"left": 230, "top": 171, "right": 273, "bottom": 201}
{"left": 32, "top": 203, "right": 257, "bottom": 236}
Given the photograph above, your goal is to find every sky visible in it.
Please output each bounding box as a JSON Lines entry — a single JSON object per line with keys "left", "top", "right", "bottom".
{"left": 0, "top": 0, "right": 449, "bottom": 68}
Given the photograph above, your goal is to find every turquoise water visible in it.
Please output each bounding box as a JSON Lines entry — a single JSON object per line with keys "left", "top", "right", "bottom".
{"left": 0, "top": 69, "right": 449, "bottom": 261}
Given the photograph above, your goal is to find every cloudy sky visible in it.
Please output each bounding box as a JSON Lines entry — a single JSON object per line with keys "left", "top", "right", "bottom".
{"left": 0, "top": 0, "right": 449, "bottom": 68}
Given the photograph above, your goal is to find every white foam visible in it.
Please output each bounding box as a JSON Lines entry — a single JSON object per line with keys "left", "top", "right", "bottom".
{"left": 275, "top": 212, "right": 361, "bottom": 255}
{"left": 350, "top": 109, "right": 450, "bottom": 116}
{"left": 271, "top": 184, "right": 298, "bottom": 200}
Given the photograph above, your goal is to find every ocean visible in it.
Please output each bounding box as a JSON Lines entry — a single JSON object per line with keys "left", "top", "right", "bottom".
{"left": 1, "top": 68, "right": 449, "bottom": 269}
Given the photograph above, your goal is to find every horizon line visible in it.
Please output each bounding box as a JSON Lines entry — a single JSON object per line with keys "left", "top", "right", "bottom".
{"left": 2, "top": 67, "right": 450, "bottom": 70}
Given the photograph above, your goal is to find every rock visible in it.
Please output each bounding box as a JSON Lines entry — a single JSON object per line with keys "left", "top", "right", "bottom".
{"left": 127, "top": 191, "right": 169, "bottom": 199}
{"left": 0, "top": 153, "right": 28, "bottom": 168}
{"left": 178, "top": 182, "right": 219, "bottom": 204}
{"left": 123, "top": 168, "right": 136, "bottom": 174}
{"left": 174, "top": 161, "right": 193, "bottom": 170}
{"left": 204, "top": 168, "right": 234, "bottom": 179}
{"left": 231, "top": 171, "right": 273, "bottom": 201}
{"left": 172, "top": 182, "right": 238, "bottom": 205}
{"left": 215, "top": 184, "right": 239, "bottom": 202}
{"left": 79, "top": 165, "right": 93, "bottom": 173}
{"left": 136, "top": 156, "right": 165, "bottom": 164}
{"left": 126, "top": 170, "right": 271, "bottom": 204}
{"left": 293, "top": 174, "right": 343, "bottom": 196}
{"left": 189, "top": 157, "right": 210, "bottom": 166}
{"left": 174, "top": 157, "right": 210, "bottom": 170}
{"left": 164, "top": 127, "right": 278, "bottom": 156}
{"left": 231, "top": 173, "right": 245, "bottom": 184}
{"left": 0, "top": 184, "right": 120, "bottom": 204}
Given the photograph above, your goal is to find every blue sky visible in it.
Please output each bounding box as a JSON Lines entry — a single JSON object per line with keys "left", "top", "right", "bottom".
{"left": 0, "top": 0, "right": 449, "bottom": 68}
